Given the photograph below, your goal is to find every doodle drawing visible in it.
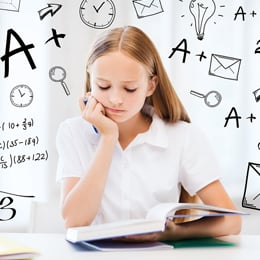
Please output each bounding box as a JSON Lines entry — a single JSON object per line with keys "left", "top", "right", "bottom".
{"left": 242, "top": 162, "right": 260, "bottom": 211}
{"left": 49, "top": 66, "right": 70, "bottom": 96}
{"left": 132, "top": 0, "right": 163, "bottom": 19}
{"left": 209, "top": 54, "right": 241, "bottom": 81}
{"left": 0, "top": 0, "right": 21, "bottom": 12}
{"left": 189, "top": 0, "right": 216, "bottom": 40}
{"left": 79, "top": 0, "right": 116, "bottom": 29}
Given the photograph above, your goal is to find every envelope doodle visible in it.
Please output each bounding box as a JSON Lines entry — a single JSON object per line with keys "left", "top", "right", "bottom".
{"left": 0, "top": 0, "right": 21, "bottom": 12}
{"left": 242, "top": 162, "right": 260, "bottom": 211}
{"left": 132, "top": 0, "right": 163, "bottom": 18}
{"left": 209, "top": 54, "right": 241, "bottom": 81}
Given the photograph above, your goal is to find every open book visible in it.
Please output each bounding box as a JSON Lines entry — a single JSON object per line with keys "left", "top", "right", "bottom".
{"left": 66, "top": 202, "right": 246, "bottom": 243}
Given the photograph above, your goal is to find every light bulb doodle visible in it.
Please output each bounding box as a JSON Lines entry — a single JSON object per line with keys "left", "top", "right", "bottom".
{"left": 189, "top": 0, "right": 216, "bottom": 40}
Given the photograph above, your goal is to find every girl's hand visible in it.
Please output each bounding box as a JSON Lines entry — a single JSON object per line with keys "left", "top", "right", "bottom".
{"left": 79, "top": 94, "right": 119, "bottom": 138}
{"left": 115, "top": 220, "right": 177, "bottom": 243}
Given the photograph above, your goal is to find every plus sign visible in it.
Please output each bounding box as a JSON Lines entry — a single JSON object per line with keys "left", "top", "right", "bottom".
{"left": 246, "top": 113, "right": 256, "bottom": 123}
{"left": 250, "top": 10, "right": 257, "bottom": 17}
{"left": 196, "top": 51, "right": 207, "bottom": 62}
{"left": 45, "top": 28, "right": 66, "bottom": 48}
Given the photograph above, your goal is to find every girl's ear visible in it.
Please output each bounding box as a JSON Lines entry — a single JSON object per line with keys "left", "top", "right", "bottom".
{"left": 146, "top": 75, "right": 158, "bottom": 97}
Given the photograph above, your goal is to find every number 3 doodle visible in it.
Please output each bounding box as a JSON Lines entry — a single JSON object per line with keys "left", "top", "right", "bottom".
{"left": 0, "top": 191, "right": 35, "bottom": 221}
{"left": 0, "top": 196, "right": 16, "bottom": 221}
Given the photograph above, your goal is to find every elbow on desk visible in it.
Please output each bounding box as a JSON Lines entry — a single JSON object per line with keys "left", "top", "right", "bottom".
{"left": 224, "top": 215, "right": 242, "bottom": 236}
{"left": 62, "top": 208, "right": 93, "bottom": 229}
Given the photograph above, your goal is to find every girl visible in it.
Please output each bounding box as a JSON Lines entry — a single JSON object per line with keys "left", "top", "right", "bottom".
{"left": 56, "top": 26, "right": 241, "bottom": 241}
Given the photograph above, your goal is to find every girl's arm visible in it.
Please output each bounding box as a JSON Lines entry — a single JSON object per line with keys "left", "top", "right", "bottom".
{"left": 60, "top": 97, "right": 118, "bottom": 228}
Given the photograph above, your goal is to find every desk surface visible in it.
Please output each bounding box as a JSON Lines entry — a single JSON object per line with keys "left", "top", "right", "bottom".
{"left": 2, "top": 233, "right": 260, "bottom": 260}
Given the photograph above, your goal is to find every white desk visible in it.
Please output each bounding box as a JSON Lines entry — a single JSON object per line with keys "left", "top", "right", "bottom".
{"left": 2, "top": 233, "right": 260, "bottom": 260}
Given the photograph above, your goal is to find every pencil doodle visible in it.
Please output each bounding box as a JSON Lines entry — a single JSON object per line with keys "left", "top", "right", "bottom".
{"left": 10, "top": 85, "right": 33, "bottom": 108}
{"left": 179, "top": 0, "right": 225, "bottom": 40}
{"left": 209, "top": 54, "right": 241, "bottom": 81}
{"left": 0, "top": 0, "right": 21, "bottom": 12}
{"left": 49, "top": 66, "right": 70, "bottom": 96}
{"left": 45, "top": 28, "right": 66, "bottom": 48}
{"left": 0, "top": 191, "right": 35, "bottom": 221}
{"left": 0, "top": 29, "right": 36, "bottom": 78}
{"left": 190, "top": 89, "right": 222, "bottom": 108}
{"left": 79, "top": 0, "right": 116, "bottom": 29}
{"left": 189, "top": 0, "right": 216, "bottom": 40}
{"left": 132, "top": 0, "right": 163, "bottom": 19}
{"left": 253, "top": 88, "right": 260, "bottom": 103}
{"left": 38, "top": 3, "right": 62, "bottom": 20}
{"left": 242, "top": 162, "right": 260, "bottom": 211}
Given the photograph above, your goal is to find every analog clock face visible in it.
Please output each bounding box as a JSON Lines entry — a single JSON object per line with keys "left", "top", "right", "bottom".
{"left": 10, "top": 85, "right": 33, "bottom": 107}
{"left": 79, "top": 0, "right": 116, "bottom": 29}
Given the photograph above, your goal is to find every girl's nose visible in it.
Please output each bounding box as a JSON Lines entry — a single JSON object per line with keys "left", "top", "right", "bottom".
{"left": 108, "top": 90, "right": 123, "bottom": 106}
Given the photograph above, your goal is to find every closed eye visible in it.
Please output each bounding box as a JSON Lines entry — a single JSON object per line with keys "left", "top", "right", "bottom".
{"left": 125, "top": 88, "right": 137, "bottom": 93}
{"left": 98, "top": 85, "right": 110, "bottom": 90}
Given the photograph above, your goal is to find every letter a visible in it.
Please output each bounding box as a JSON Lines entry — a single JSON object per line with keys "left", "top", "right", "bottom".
{"left": 234, "top": 6, "right": 246, "bottom": 21}
{"left": 168, "top": 39, "right": 191, "bottom": 63}
{"left": 0, "top": 29, "right": 36, "bottom": 78}
{"left": 224, "top": 107, "right": 242, "bottom": 128}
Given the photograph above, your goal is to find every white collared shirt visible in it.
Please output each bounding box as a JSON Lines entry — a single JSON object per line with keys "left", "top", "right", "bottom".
{"left": 56, "top": 114, "right": 220, "bottom": 224}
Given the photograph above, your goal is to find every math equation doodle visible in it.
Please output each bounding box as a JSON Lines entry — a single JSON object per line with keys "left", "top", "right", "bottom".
{"left": 0, "top": 118, "right": 49, "bottom": 170}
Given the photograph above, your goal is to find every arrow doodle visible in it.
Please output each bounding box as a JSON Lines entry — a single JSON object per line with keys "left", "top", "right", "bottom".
{"left": 38, "top": 3, "right": 62, "bottom": 21}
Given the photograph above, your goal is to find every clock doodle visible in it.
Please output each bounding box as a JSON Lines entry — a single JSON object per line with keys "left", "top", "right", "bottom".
{"left": 79, "top": 0, "right": 116, "bottom": 29}
{"left": 10, "top": 84, "right": 33, "bottom": 107}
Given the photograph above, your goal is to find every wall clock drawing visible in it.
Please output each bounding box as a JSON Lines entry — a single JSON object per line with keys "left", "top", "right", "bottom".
{"left": 79, "top": 0, "right": 116, "bottom": 29}
{"left": 10, "top": 84, "right": 33, "bottom": 107}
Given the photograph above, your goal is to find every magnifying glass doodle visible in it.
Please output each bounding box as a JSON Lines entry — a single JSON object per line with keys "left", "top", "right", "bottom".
{"left": 49, "top": 66, "right": 70, "bottom": 96}
{"left": 190, "top": 90, "right": 222, "bottom": 107}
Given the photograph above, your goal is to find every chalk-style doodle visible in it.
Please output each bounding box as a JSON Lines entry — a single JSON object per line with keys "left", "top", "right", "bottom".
{"left": 132, "top": 0, "right": 163, "bottom": 19}
{"left": 38, "top": 3, "right": 62, "bottom": 20}
{"left": 0, "top": 0, "right": 21, "bottom": 12}
{"left": 0, "top": 29, "right": 36, "bottom": 78}
{"left": 168, "top": 38, "right": 191, "bottom": 63}
{"left": 242, "top": 162, "right": 260, "bottom": 211}
{"left": 79, "top": 0, "right": 116, "bottom": 29}
{"left": 189, "top": 0, "right": 216, "bottom": 41}
{"left": 0, "top": 191, "right": 35, "bottom": 221}
{"left": 10, "top": 85, "right": 33, "bottom": 108}
{"left": 45, "top": 28, "right": 66, "bottom": 48}
{"left": 49, "top": 66, "right": 70, "bottom": 96}
{"left": 209, "top": 54, "right": 241, "bottom": 81}
{"left": 253, "top": 88, "right": 260, "bottom": 102}
{"left": 190, "top": 89, "right": 222, "bottom": 107}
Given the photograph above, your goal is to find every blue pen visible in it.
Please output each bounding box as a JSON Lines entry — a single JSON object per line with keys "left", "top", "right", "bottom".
{"left": 83, "top": 97, "right": 99, "bottom": 134}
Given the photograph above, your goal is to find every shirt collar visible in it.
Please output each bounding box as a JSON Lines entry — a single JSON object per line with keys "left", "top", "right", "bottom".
{"left": 132, "top": 113, "right": 169, "bottom": 149}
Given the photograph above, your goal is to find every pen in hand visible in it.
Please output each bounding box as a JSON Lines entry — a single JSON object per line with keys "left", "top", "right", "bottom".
{"left": 83, "top": 97, "right": 99, "bottom": 134}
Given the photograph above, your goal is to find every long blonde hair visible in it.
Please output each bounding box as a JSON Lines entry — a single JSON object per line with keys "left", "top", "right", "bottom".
{"left": 85, "top": 26, "right": 198, "bottom": 221}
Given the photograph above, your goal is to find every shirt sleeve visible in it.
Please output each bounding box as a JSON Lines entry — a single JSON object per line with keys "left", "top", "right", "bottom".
{"left": 179, "top": 124, "right": 221, "bottom": 196}
{"left": 56, "top": 120, "right": 84, "bottom": 182}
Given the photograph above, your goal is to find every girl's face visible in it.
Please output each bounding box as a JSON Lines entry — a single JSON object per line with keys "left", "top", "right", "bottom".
{"left": 89, "top": 51, "right": 156, "bottom": 124}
